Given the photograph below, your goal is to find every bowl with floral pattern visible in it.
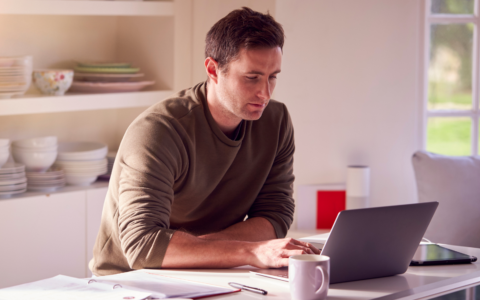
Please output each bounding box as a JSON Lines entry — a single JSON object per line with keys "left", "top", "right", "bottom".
{"left": 32, "top": 69, "right": 74, "bottom": 96}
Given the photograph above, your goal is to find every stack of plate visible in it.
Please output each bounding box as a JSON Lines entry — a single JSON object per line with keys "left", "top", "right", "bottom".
{"left": 98, "top": 151, "right": 116, "bottom": 181}
{"left": 0, "top": 56, "right": 32, "bottom": 99}
{"left": 54, "top": 142, "right": 108, "bottom": 186}
{"left": 0, "top": 139, "right": 10, "bottom": 168}
{"left": 26, "top": 167, "right": 66, "bottom": 192}
{"left": 71, "top": 61, "right": 154, "bottom": 93}
{"left": 0, "top": 162, "right": 27, "bottom": 198}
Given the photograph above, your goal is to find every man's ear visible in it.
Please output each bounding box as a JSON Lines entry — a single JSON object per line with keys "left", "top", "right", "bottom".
{"left": 205, "top": 57, "right": 219, "bottom": 84}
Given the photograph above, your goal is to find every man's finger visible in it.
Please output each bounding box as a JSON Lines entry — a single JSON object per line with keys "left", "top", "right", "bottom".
{"left": 281, "top": 249, "right": 306, "bottom": 258}
{"left": 290, "top": 239, "right": 321, "bottom": 255}
{"left": 285, "top": 243, "right": 314, "bottom": 254}
{"left": 307, "top": 243, "right": 321, "bottom": 254}
{"left": 277, "top": 258, "right": 290, "bottom": 267}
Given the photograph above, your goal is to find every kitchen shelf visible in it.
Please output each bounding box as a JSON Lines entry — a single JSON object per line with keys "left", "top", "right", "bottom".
{"left": 0, "top": 0, "right": 174, "bottom": 16}
{"left": 0, "top": 181, "right": 109, "bottom": 201}
{"left": 0, "top": 90, "right": 173, "bottom": 115}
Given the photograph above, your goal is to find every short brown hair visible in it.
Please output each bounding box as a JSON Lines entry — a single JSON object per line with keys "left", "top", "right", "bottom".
{"left": 205, "top": 7, "right": 285, "bottom": 73}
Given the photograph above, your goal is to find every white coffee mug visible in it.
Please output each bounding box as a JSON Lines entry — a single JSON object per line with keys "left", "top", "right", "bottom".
{"left": 289, "top": 254, "right": 330, "bottom": 300}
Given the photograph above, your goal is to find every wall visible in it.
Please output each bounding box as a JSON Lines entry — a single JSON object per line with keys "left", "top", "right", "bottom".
{"left": 275, "top": 0, "right": 423, "bottom": 212}
{"left": 188, "top": 0, "right": 424, "bottom": 228}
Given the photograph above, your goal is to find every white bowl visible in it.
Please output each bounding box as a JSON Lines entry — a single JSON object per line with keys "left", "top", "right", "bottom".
{"left": 55, "top": 158, "right": 107, "bottom": 167}
{"left": 11, "top": 150, "right": 57, "bottom": 172}
{"left": 13, "top": 145, "right": 58, "bottom": 152}
{"left": 57, "top": 142, "right": 108, "bottom": 161}
{"left": 32, "top": 69, "right": 73, "bottom": 96}
{"left": 61, "top": 167, "right": 107, "bottom": 175}
{"left": 12, "top": 136, "right": 57, "bottom": 149}
{"left": 0, "top": 139, "right": 10, "bottom": 148}
{"left": 0, "top": 150, "right": 9, "bottom": 168}
{"left": 65, "top": 174, "right": 98, "bottom": 186}
{"left": 0, "top": 146, "right": 9, "bottom": 153}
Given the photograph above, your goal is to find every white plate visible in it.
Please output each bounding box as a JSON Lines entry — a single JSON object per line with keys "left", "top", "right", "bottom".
{"left": 27, "top": 185, "right": 64, "bottom": 192}
{"left": 0, "top": 188, "right": 26, "bottom": 198}
{"left": 0, "top": 162, "right": 25, "bottom": 174}
{"left": 28, "top": 181, "right": 65, "bottom": 188}
{"left": 0, "top": 172, "right": 26, "bottom": 180}
{"left": 74, "top": 72, "right": 145, "bottom": 82}
{"left": 28, "top": 178, "right": 66, "bottom": 185}
{"left": 26, "top": 168, "right": 64, "bottom": 177}
{"left": 0, "top": 92, "right": 25, "bottom": 99}
{"left": 27, "top": 172, "right": 64, "bottom": 179}
{"left": 69, "top": 80, "right": 154, "bottom": 93}
{"left": 0, "top": 182, "right": 27, "bottom": 192}
{"left": 0, "top": 177, "right": 27, "bottom": 186}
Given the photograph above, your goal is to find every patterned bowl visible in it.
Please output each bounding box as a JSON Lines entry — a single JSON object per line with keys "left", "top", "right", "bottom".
{"left": 32, "top": 69, "right": 74, "bottom": 96}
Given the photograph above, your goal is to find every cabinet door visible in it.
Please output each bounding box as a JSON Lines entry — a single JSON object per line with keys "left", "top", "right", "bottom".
{"left": 0, "top": 191, "right": 86, "bottom": 288}
{"left": 86, "top": 187, "right": 108, "bottom": 276}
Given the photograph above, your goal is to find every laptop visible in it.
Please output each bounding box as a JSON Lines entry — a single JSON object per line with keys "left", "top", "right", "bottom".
{"left": 250, "top": 202, "right": 439, "bottom": 284}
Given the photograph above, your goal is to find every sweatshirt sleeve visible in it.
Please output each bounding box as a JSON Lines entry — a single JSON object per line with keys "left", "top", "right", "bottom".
{"left": 116, "top": 113, "right": 187, "bottom": 269}
{"left": 247, "top": 104, "right": 295, "bottom": 238}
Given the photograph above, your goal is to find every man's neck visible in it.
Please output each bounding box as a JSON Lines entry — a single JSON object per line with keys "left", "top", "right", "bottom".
{"left": 205, "top": 82, "right": 242, "bottom": 138}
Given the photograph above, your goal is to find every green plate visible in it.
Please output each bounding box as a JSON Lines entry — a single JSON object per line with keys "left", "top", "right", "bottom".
{"left": 74, "top": 66, "right": 140, "bottom": 74}
{"left": 77, "top": 62, "right": 131, "bottom": 68}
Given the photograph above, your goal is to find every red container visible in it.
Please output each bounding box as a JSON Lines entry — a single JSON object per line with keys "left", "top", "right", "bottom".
{"left": 316, "top": 190, "right": 346, "bottom": 229}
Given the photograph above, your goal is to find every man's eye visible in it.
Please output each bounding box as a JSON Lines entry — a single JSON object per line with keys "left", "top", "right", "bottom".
{"left": 269, "top": 76, "right": 277, "bottom": 80}
{"left": 246, "top": 76, "right": 258, "bottom": 80}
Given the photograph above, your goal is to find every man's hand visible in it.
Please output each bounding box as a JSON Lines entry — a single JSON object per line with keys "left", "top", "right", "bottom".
{"left": 247, "top": 238, "right": 321, "bottom": 268}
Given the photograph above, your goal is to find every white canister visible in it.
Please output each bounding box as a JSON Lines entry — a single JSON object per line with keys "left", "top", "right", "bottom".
{"left": 346, "top": 165, "right": 370, "bottom": 209}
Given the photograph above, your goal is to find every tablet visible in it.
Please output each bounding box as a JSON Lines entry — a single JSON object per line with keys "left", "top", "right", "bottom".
{"left": 410, "top": 244, "right": 477, "bottom": 266}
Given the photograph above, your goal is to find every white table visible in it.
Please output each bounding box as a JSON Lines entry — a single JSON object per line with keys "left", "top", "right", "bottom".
{"left": 144, "top": 233, "right": 480, "bottom": 300}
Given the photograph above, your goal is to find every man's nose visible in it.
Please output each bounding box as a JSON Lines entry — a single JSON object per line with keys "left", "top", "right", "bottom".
{"left": 258, "top": 80, "right": 271, "bottom": 100}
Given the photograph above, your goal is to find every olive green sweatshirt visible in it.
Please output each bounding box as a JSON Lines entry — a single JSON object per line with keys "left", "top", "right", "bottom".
{"left": 89, "top": 81, "right": 295, "bottom": 276}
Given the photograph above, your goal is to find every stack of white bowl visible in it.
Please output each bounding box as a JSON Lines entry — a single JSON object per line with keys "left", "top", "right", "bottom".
{"left": 0, "top": 56, "right": 33, "bottom": 99}
{"left": 0, "top": 162, "right": 27, "bottom": 198}
{"left": 0, "top": 139, "right": 10, "bottom": 168}
{"left": 54, "top": 142, "right": 108, "bottom": 186}
{"left": 11, "top": 136, "right": 58, "bottom": 172}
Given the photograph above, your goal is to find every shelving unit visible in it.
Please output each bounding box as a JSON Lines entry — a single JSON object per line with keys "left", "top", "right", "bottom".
{"left": 0, "top": 90, "right": 173, "bottom": 115}
{"left": 0, "top": 0, "right": 193, "bottom": 285}
{"left": 1, "top": 0, "right": 174, "bottom": 16}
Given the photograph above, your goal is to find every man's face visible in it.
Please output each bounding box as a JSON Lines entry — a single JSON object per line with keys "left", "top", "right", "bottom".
{"left": 216, "top": 47, "right": 282, "bottom": 121}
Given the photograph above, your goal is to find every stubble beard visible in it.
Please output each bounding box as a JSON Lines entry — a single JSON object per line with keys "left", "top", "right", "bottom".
{"left": 217, "top": 81, "right": 265, "bottom": 121}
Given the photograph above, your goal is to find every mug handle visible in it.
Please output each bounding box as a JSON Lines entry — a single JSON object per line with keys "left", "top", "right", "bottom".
{"left": 315, "top": 265, "right": 325, "bottom": 294}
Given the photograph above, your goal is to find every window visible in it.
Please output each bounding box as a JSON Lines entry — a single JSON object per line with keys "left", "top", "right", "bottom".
{"left": 424, "top": 0, "right": 480, "bottom": 156}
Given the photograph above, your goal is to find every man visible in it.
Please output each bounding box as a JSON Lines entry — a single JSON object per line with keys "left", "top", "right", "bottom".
{"left": 90, "top": 7, "right": 319, "bottom": 276}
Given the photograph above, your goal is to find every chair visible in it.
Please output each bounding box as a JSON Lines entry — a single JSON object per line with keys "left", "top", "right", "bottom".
{"left": 412, "top": 150, "right": 480, "bottom": 248}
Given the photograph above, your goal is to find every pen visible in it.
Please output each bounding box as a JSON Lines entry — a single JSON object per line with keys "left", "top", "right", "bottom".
{"left": 228, "top": 282, "right": 268, "bottom": 295}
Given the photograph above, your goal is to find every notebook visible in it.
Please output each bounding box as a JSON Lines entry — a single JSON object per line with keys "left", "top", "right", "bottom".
{"left": 0, "top": 270, "right": 239, "bottom": 300}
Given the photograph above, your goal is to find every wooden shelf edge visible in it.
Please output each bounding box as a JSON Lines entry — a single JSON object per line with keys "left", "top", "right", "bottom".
{"left": 0, "top": 90, "right": 174, "bottom": 115}
{"left": 0, "top": 1, "right": 174, "bottom": 17}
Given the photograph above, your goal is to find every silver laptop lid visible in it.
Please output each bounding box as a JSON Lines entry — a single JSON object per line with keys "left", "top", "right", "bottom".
{"left": 321, "top": 201, "right": 438, "bottom": 284}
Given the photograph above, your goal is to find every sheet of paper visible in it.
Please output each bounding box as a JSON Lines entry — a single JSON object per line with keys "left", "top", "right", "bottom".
{"left": 94, "top": 270, "right": 236, "bottom": 299}
{"left": 0, "top": 275, "right": 151, "bottom": 300}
